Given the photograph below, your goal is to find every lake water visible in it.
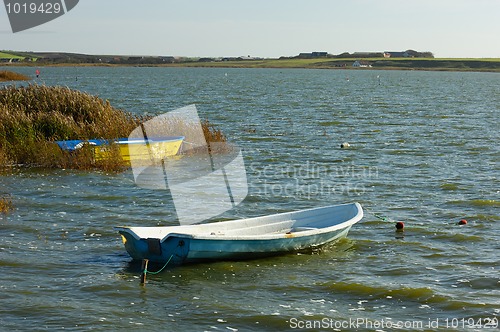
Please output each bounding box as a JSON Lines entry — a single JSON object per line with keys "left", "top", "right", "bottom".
{"left": 1, "top": 66, "right": 499, "bottom": 331}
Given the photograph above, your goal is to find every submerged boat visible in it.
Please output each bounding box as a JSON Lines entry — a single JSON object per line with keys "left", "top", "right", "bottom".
{"left": 116, "top": 202, "right": 363, "bottom": 266}
{"left": 55, "top": 136, "right": 185, "bottom": 161}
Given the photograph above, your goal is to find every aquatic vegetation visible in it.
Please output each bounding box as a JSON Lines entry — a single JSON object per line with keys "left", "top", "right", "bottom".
{"left": 0, "top": 70, "right": 31, "bottom": 82}
{"left": 0, "top": 85, "right": 227, "bottom": 171}
{"left": 202, "top": 119, "right": 226, "bottom": 143}
{"left": 0, "top": 194, "right": 13, "bottom": 214}
{"left": 202, "top": 119, "right": 232, "bottom": 154}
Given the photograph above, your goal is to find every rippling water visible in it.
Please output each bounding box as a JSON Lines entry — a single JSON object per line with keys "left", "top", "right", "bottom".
{"left": 1, "top": 66, "right": 499, "bottom": 331}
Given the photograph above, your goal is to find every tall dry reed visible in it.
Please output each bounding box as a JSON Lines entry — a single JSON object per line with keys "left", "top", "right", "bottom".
{"left": 0, "top": 70, "right": 31, "bottom": 82}
{"left": 0, "top": 84, "right": 144, "bottom": 170}
{"left": 0, "top": 194, "right": 13, "bottom": 214}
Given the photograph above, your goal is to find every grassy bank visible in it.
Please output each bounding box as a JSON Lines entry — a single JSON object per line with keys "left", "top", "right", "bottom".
{"left": 170, "top": 57, "right": 500, "bottom": 72}
{"left": 0, "top": 85, "right": 227, "bottom": 171}
{"left": 0, "top": 70, "right": 31, "bottom": 82}
{"left": 367, "top": 58, "right": 500, "bottom": 71}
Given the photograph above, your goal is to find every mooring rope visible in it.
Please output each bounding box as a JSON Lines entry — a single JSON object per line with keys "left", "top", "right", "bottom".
{"left": 372, "top": 212, "right": 391, "bottom": 221}
{"left": 364, "top": 208, "right": 396, "bottom": 222}
{"left": 144, "top": 254, "right": 174, "bottom": 276}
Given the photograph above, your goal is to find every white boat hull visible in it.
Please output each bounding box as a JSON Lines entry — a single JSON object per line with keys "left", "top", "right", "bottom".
{"left": 116, "top": 202, "right": 363, "bottom": 265}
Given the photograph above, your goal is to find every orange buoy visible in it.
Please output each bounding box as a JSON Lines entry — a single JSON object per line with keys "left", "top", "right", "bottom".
{"left": 395, "top": 221, "right": 404, "bottom": 231}
{"left": 458, "top": 219, "right": 467, "bottom": 225}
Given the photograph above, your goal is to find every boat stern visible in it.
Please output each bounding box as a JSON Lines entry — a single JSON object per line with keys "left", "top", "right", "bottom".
{"left": 116, "top": 227, "right": 190, "bottom": 265}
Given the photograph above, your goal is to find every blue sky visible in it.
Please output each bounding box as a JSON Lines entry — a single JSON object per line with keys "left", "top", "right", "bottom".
{"left": 1, "top": 0, "right": 499, "bottom": 58}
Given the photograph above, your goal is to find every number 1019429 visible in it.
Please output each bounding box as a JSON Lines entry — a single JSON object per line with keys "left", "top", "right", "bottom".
{"left": 5, "top": 2, "right": 62, "bottom": 14}
{"left": 444, "top": 317, "right": 498, "bottom": 329}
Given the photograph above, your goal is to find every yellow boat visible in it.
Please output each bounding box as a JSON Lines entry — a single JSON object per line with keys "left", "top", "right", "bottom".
{"left": 56, "top": 136, "right": 185, "bottom": 161}
{"left": 115, "top": 136, "right": 184, "bottom": 162}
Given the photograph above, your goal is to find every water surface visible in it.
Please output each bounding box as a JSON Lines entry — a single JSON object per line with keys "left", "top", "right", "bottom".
{"left": 1, "top": 66, "right": 499, "bottom": 331}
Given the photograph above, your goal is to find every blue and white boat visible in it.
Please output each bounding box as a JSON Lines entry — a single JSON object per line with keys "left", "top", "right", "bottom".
{"left": 115, "top": 202, "right": 363, "bottom": 266}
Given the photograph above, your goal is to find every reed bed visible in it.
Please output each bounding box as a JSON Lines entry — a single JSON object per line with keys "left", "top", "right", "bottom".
{"left": 0, "top": 70, "right": 31, "bottom": 82}
{"left": 0, "top": 84, "right": 142, "bottom": 171}
{"left": 0, "top": 84, "right": 227, "bottom": 171}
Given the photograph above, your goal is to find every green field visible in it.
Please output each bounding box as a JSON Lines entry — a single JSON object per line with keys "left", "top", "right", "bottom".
{"left": 0, "top": 52, "right": 25, "bottom": 60}
{"left": 0, "top": 51, "right": 39, "bottom": 62}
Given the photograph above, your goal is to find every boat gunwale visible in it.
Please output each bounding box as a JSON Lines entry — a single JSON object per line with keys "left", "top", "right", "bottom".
{"left": 55, "top": 136, "right": 185, "bottom": 149}
{"left": 115, "top": 202, "right": 363, "bottom": 242}
{"left": 116, "top": 136, "right": 185, "bottom": 145}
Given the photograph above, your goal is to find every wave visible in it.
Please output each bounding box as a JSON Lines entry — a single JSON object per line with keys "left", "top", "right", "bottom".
{"left": 431, "top": 233, "right": 485, "bottom": 243}
{"left": 469, "top": 199, "right": 500, "bottom": 207}
{"left": 447, "top": 199, "right": 500, "bottom": 207}
{"left": 440, "top": 183, "right": 460, "bottom": 191}
{"left": 318, "top": 281, "right": 493, "bottom": 311}
{"left": 318, "top": 121, "right": 343, "bottom": 126}
{"left": 472, "top": 214, "right": 500, "bottom": 222}
{"left": 454, "top": 277, "right": 500, "bottom": 290}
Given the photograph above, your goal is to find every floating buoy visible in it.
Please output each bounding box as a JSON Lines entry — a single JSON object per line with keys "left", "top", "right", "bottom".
{"left": 340, "top": 142, "right": 350, "bottom": 149}
{"left": 458, "top": 219, "right": 467, "bottom": 225}
{"left": 395, "top": 221, "right": 404, "bottom": 231}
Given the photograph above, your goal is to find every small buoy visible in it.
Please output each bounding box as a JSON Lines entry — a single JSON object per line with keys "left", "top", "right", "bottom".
{"left": 458, "top": 219, "right": 467, "bottom": 225}
{"left": 340, "top": 142, "right": 350, "bottom": 149}
{"left": 395, "top": 221, "right": 404, "bottom": 231}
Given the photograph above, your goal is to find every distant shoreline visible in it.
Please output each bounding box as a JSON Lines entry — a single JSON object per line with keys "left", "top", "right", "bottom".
{"left": 3, "top": 59, "right": 499, "bottom": 73}
{"left": 1, "top": 51, "right": 499, "bottom": 73}
{"left": 165, "top": 58, "right": 500, "bottom": 72}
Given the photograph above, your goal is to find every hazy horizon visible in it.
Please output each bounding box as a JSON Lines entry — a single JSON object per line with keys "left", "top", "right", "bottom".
{"left": 2, "top": 0, "right": 500, "bottom": 58}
